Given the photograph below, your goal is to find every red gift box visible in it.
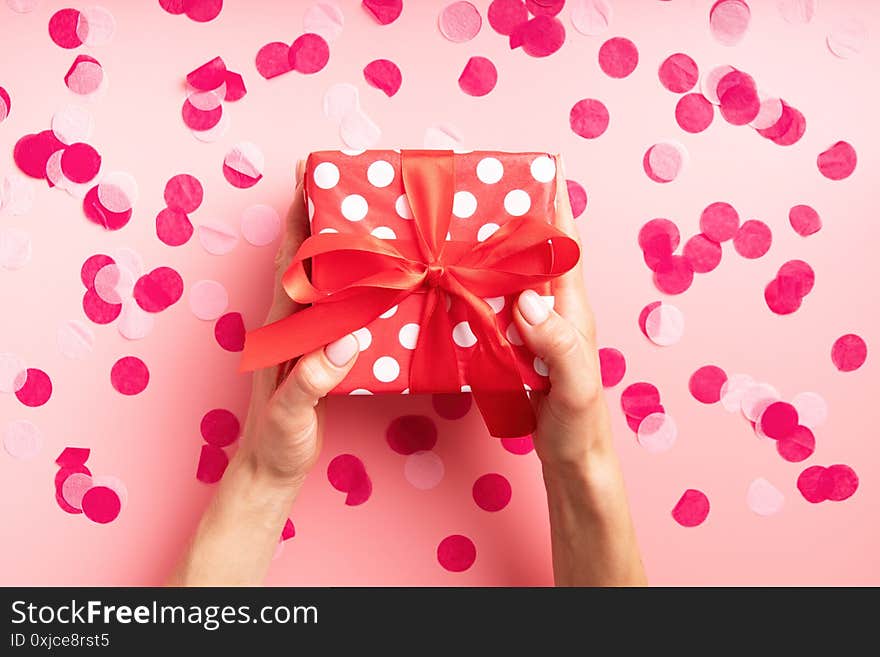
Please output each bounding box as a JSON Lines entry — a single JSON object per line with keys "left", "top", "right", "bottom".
{"left": 242, "top": 149, "right": 579, "bottom": 437}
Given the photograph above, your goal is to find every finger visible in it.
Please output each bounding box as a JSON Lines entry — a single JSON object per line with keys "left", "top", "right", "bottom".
{"left": 269, "top": 333, "right": 359, "bottom": 432}
{"left": 514, "top": 290, "right": 597, "bottom": 413}
{"left": 265, "top": 159, "right": 309, "bottom": 325}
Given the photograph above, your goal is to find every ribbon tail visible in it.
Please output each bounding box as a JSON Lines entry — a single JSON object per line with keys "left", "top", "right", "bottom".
{"left": 410, "top": 289, "right": 460, "bottom": 393}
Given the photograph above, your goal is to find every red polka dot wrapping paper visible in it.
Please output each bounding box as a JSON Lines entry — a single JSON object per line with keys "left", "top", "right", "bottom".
{"left": 303, "top": 149, "right": 557, "bottom": 395}
{"left": 1, "top": 1, "right": 879, "bottom": 586}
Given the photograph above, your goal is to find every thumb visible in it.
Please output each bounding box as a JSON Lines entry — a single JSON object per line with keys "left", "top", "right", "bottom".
{"left": 513, "top": 290, "right": 596, "bottom": 414}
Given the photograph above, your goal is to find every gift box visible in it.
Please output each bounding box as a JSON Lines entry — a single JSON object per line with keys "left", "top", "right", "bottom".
{"left": 242, "top": 149, "right": 579, "bottom": 437}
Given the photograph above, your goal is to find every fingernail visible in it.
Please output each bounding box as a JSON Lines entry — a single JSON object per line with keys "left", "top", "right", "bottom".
{"left": 518, "top": 289, "right": 550, "bottom": 325}
{"left": 325, "top": 334, "right": 359, "bottom": 367}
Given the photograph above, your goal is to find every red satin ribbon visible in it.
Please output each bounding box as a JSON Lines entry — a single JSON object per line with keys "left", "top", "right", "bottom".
{"left": 241, "top": 150, "right": 580, "bottom": 437}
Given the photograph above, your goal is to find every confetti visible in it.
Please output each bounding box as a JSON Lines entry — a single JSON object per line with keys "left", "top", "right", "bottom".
{"left": 240, "top": 204, "right": 281, "bottom": 246}
{"left": 61, "top": 472, "right": 93, "bottom": 510}
{"left": 362, "top": 0, "right": 402, "bottom": 25}
{"left": 719, "top": 373, "right": 754, "bottom": 412}
{"left": 196, "top": 444, "right": 229, "bottom": 483}
{"left": 797, "top": 465, "right": 826, "bottom": 503}
{"left": 198, "top": 221, "right": 239, "bottom": 255}
{"left": 57, "top": 320, "right": 94, "bottom": 359}
{"left": 831, "top": 334, "right": 867, "bottom": 372}
{"left": 472, "top": 473, "right": 512, "bottom": 511}
{"left": 76, "top": 6, "right": 117, "bottom": 47}
{"left": 439, "top": 2, "right": 482, "bottom": 43}
{"left": 699, "top": 202, "right": 739, "bottom": 242}
{"left": 186, "top": 56, "right": 226, "bottom": 92}
{"left": 200, "top": 408, "right": 240, "bottom": 447}
{"left": 759, "top": 401, "right": 798, "bottom": 439}
{"left": 689, "top": 365, "right": 727, "bottom": 404}
{"left": 324, "top": 83, "right": 360, "bottom": 120}
{"left": 599, "top": 347, "right": 626, "bottom": 387}
{"left": 81, "top": 486, "right": 121, "bottom": 524}
{"left": 826, "top": 19, "right": 867, "bottom": 59}
{"left": 0, "top": 227, "right": 32, "bottom": 271}
{"left": 644, "top": 302, "right": 684, "bottom": 346}
{"left": 255, "top": 42, "right": 293, "bottom": 79}
{"left": 223, "top": 142, "right": 264, "bottom": 188}
{"left": 672, "top": 489, "right": 709, "bottom": 527}
{"left": 821, "top": 464, "right": 859, "bottom": 501}
{"left": 188, "top": 280, "right": 229, "bottom": 321}
{"left": 675, "top": 93, "right": 714, "bottom": 133}
{"left": 817, "top": 141, "right": 857, "bottom": 181}
{"left": 387, "top": 415, "right": 438, "bottom": 455}
{"left": 15, "top": 368, "right": 52, "bottom": 407}
{"left": 110, "top": 356, "right": 149, "bottom": 395}
{"left": 683, "top": 234, "right": 722, "bottom": 273}
{"left": 82, "top": 288, "right": 122, "bottom": 324}
{"left": 214, "top": 312, "right": 246, "bottom": 352}
{"left": 501, "top": 435, "right": 534, "bottom": 454}
{"left": 643, "top": 141, "right": 686, "bottom": 183}
{"left": 569, "top": 98, "right": 609, "bottom": 139}
{"left": 487, "top": 0, "right": 527, "bottom": 36}
{"left": 788, "top": 204, "right": 821, "bottom": 237}
{"left": 653, "top": 255, "right": 694, "bottom": 295}
{"left": 3, "top": 419, "right": 42, "bottom": 460}
{"left": 0, "top": 87, "right": 9, "bottom": 123}
{"left": 327, "top": 453, "right": 372, "bottom": 505}
{"left": 598, "top": 37, "right": 638, "bottom": 79}
{"left": 511, "top": 15, "right": 566, "bottom": 58}
{"left": 791, "top": 391, "right": 828, "bottom": 429}
{"left": 659, "top": 53, "right": 699, "bottom": 93}
{"left": 65, "top": 54, "right": 105, "bottom": 96}
{"left": 732, "top": 219, "right": 771, "bottom": 259}
{"left": 289, "top": 33, "right": 330, "bottom": 74}
{"left": 160, "top": 0, "right": 223, "bottom": 23}
{"left": 437, "top": 534, "right": 476, "bottom": 572}
{"left": 14, "top": 131, "right": 65, "bottom": 180}
{"left": 133, "top": 267, "right": 184, "bottom": 312}
{"left": 621, "top": 381, "right": 661, "bottom": 420}
{"left": 740, "top": 382, "right": 780, "bottom": 422}
{"left": 778, "top": 0, "right": 815, "bottom": 24}
{"left": 51, "top": 104, "right": 93, "bottom": 144}
{"left": 746, "top": 478, "right": 784, "bottom": 516}
{"left": 431, "top": 393, "right": 472, "bottom": 419}
{"left": 637, "top": 412, "right": 678, "bottom": 453}
{"left": 0, "top": 353, "right": 27, "bottom": 394}
{"left": 776, "top": 424, "right": 815, "bottom": 462}
{"left": 117, "top": 300, "right": 155, "bottom": 340}
{"left": 363, "top": 59, "right": 402, "bottom": 97}
{"left": 404, "top": 451, "right": 445, "bottom": 490}
{"left": 49, "top": 8, "right": 84, "bottom": 49}
{"left": 156, "top": 208, "right": 194, "bottom": 246}
{"left": 458, "top": 56, "right": 497, "bottom": 96}
{"left": 569, "top": 0, "right": 612, "bottom": 37}
{"left": 339, "top": 108, "right": 381, "bottom": 150}
{"left": 303, "top": 2, "right": 345, "bottom": 42}
{"left": 566, "top": 179, "right": 587, "bottom": 218}
{"left": 709, "top": 0, "right": 751, "bottom": 46}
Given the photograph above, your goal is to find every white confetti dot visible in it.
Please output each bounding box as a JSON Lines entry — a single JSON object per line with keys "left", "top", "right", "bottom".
{"left": 398, "top": 323, "right": 420, "bottom": 349}
{"left": 746, "top": 477, "right": 785, "bottom": 516}
{"left": 453, "top": 321, "right": 477, "bottom": 348}
{"left": 341, "top": 194, "right": 368, "bottom": 221}
{"left": 476, "top": 157, "right": 504, "bottom": 184}
{"left": 379, "top": 305, "right": 398, "bottom": 319}
{"left": 367, "top": 159, "right": 395, "bottom": 187}
{"left": 370, "top": 226, "right": 396, "bottom": 239}
{"left": 452, "top": 191, "right": 477, "bottom": 218}
{"left": 352, "top": 327, "right": 372, "bottom": 351}
{"left": 313, "top": 161, "right": 340, "bottom": 189}
{"left": 484, "top": 296, "right": 504, "bottom": 313}
{"left": 506, "top": 323, "right": 523, "bottom": 345}
{"left": 719, "top": 373, "right": 754, "bottom": 413}
{"left": 241, "top": 204, "right": 281, "bottom": 246}
{"left": 3, "top": 419, "right": 42, "bottom": 460}
{"left": 57, "top": 320, "right": 94, "bottom": 360}
{"left": 477, "top": 223, "right": 500, "bottom": 242}
{"left": 117, "top": 300, "right": 154, "bottom": 341}
{"left": 198, "top": 221, "right": 239, "bottom": 255}
{"left": 395, "top": 194, "right": 412, "bottom": 219}
{"left": 530, "top": 155, "right": 556, "bottom": 182}
{"left": 0, "top": 227, "right": 32, "bottom": 270}
{"left": 0, "top": 353, "right": 27, "bottom": 393}
{"left": 645, "top": 303, "right": 684, "bottom": 346}
{"left": 189, "top": 280, "right": 229, "bottom": 321}
{"left": 373, "top": 356, "right": 400, "bottom": 383}
{"left": 740, "top": 382, "right": 780, "bottom": 422}
{"left": 637, "top": 412, "right": 677, "bottom": 453}
{"left": 533, "top": 357, "right": 549, "bottom": 376}
{"left": 404, "top": 450, "right": 445, "bottom": 490}
{"left": 504, "top": 189, "right": 531, "bottom": 216}
{"left": 791, "top": 391, "right": 828, "bottom": 429}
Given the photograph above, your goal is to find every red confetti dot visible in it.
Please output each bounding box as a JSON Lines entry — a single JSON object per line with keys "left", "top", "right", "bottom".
{"left": 362, "top": 0, "right": 403, "bottom": 25}
{"left": 653, "top": 254, "right": 694, "bottom": 295}
{"left": 566, "top": 179, "right": 587, "bottom": 218}
{"left": 458, "top": 56, "right": 497, "bottom": 96}
{"left": 683, "top": 234, "right": 722, "bottom": 273}
{"left": 699, "top": 202, "right": 739, "bottom": 243}
{"left": 569, "top": 98, "right": 609, "bottom": 139}
{"left": 111, "top": 356, "right": 149, "bottom": 395}
{"left": 689, "top": 365, "right": 727, "bottom": 404}
{"left": 431, "top": 393, "right": 472, "bottom": 420}
{"left": 289, "top": 33, "right": 330, "bottom": 74}
{"left": 82, "top": 287, "right": 122, "bottom": 324}
{"left": 81, "top": 486, "right": 121, "bottom": 524}
{"left": 675, "top": 93, "right": 714, "bottom": 133}
{"left": 82, "top": 185, "right": 132, "bottom": 231}
{"left": 13, "top": 131, "right": 65, "bottom": 180}
{"left": 658, "top": 53, "right": 698, "bottom": 93}
{"left": 501, "top": 435, "right": 534, "bottom": 455}
{"left": 15, "top": 368, "right": 52, "bottom": 407}
{"left": 788, "top": 204, "right": 821, "bottom": 237}
{"left": 797, "top": 465, "right": 827, "bottom": 503}
{"left": 80, "top": 254, "right": 114, "bottom": 288}
{"left": 472, "top": 473, "right": 512, "bottom": 512}
{"left": 363, "top": 59, "right": 402, "bottom": 97}
{"left": 513, "top": 15, "right": 566, "bottom": 58}
{"left": 386, "top": 415, "right": 438, "bottom": 454}
{"left": 214, "top": 312, "right": 246, "bottom": 352}
{"left": 488, "top": 0, "right": 528, "bottom": 35}
{"left": 599, "top": 347, "right": 626, "bottom": 387}
{"left": 133, "top": 266, "right": 184, "bottom": 312}
{"left": 820, "top": 464, "right": 859, "bottom": 501}
{"left": 776, "top": 425, "right": 815, "bottom": 462}
{"left": 327, "top": 453, "right": 372, "bottom": 505}
{"left": 733, "top": 219, "right": 771, "bottom": 259}
{"left": 185, "top": 0, "right": 223, "bottom": 23}
{"left": 598, "top": 37, "right": 639, "bottom": 79}
{"left": 437, "top": 534, "right": 476, "bottom": 572}
{"left": 817, "top": 141, "right": 857, "bottom": 180}
{"left": 760, "top": 401, "right": 798, "bottom": 439}
{"left": 621, "top": 381, "right": 661, "bottom": 419}
{"left": 831, "top": 334, "right": 867, "bottom": 372}
{"left": 196, "top": 444, "right": 229, "bottom": 484}
{"left": 156, "top": 208, "right": 194, "bottom": 246}
{"left": 48, "top": 8, "right": 83, "bottom": 49}
{"left": 672, "top": 489, "right": 709, "bottom": 527}
{"left": 200, "top": 408, "right": 240, "bottom": 447}
{"left": 60, "top": 142, "right": 101, "bottom": 183}
{"left": 255, "top": 42, "right": 293, "bottom": 79}
{"left": 164, "top": 174, "right": 204, "bottom": 213}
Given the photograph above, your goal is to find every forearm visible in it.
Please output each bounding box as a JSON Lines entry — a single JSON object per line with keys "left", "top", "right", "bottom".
{"left": 169, "top": 449, "right": 300, "bottom": 586}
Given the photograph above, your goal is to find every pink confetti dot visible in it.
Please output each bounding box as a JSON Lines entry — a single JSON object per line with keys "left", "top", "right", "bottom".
{"left": 156, "top": 208, "right": 193, "bottom": 246}
{"left": 363, "top": 59, "right": 402, "bottom": 97}
{"left": 81, "top": 486, "right": 121, "bottom": 524}
{"left": 817, "top": 141, "right": 857, "bottom": 181}
{"left": 164, "top": 174, "right": 203, "bottom": 213}
{"left": 437, "top": 534, "right": 476, "bottom": 572}
{"left": 3, "top": 419, "right": 42, "bottom": 460}
{"left": 281, "top": 518, "right": 296, "bottom": 541}
{"left": 82, "top": 185, "right": 132, "bottom": 231}
{"left": 598, "top": 37, "right": 639, "bottom": 79}
{"left": 826, "top": 19, "right": 867, "bottom": 59}
{"left": 14, "top": 131, "right": 65, "bottom": 180}
{"left": 303, "top": 3, "right": 344, "bottom": 42}
{"left": 653, "top": 255, "right": 694, "bottom": 295}
{"left": 487, "top": 0, "right": 527, "bottom": 35}
{"left": 110, "top": 356, "right": 149, "bottom": 396}
{"left": 821, "top": 464, "right": 859, "bottom": 501}
{"left": 566, "top": 179, "right": 587, "bottom": 218}
{"left": 186, "top": 56, "right": 226, "bottom": 91}
{"left": 683, "top": 234, "right": 722, "bottom": 273}
{"left": 241, "top": 204, "right": 281, "bottom": 247}
{"left": 133, "top": 266, "right": 184, "bottom": 312}
{"left": 645, "top": 302, "right": 684, "bottom": 346}
{"left": 644, "top": 142, "right": 686, "bottom": 183}
{"left": 15, "top": 368, "right": 52, "bottom": 407}
{"left": 472, "top": 473, "right": 512, "bottom": 511}
{"left": 672, "top": 489, "right": 710, "bottom": 527}
{"left": 689, "top": 365, "right": 727, "bottom": 404}
{"left": 763, "top": 275, "right": 802, "bottom": 314}
{"left": 182, "top": 97, "right": 222, "bottom": 131}
{"left": 569, "top": 98, "right": 608, "bottom": 139}
{"left": 386, "top": 415, "right": 438, "bottom": 455}
{"left": 709, "top": 0, "right": 751, "bottom": 46}
{"left": 719, "top": 79, "right": 760, "bottom": 125}
{"left": 196, "top": 444, "right": 229, "bottom": 484}
{"left": 362, "top": 0, "right": 403, "bottom": 25}
{"left": 327, "top": 453, "right": 372, "bottom": 505}
{"left": 200, "top": 408, "right": 240, "bottom": 447}
{"left": 439, "top": 2, "right": 482, "bottom": 43}
{"left": 658, "top": 53, "right": 698, "bottom": 93}
{"left": 64, "top": 55, "right": 104, "bottom": 96}
{"left": 198, "top": 221, "right": 239, "bottom": 255}
{"left": 214, "top": 312, "right": 246, "bottom": 352}
{"left": 746, "top": 478, "right": 784, "bottom": 516}
{"left": 788, "top": 204, "right": 821, "bottom": 237}
{"left": 185, "top": 0, "right": 223, "bottom": 23}
{"left": 675, "top": 93, "right": 714, "bottom": 133}
{"left": 776, "top": 425, "right": 815, "bottom": 462}
{"left": 223, "top": 142, "right": 264, "bottom": 189}
{"left": 61, "top": 472, "right": 92, "bottom": 510}
{"left": 49, "top": 8, "right": 83, "bottom": 49}
{"left": 732, "top": 219, "right": 771, "bottom": 259}
{"left": 431, "top": 393, "right": 472, "bottom": 420}
{"left": 188, "top": 279, "right": 229, "bottom": 321}
{"left": 797, "top": 465, "right": 827, "bottom": 503}
{"left": 599, "top": 347, "right": 626, "bottom": 387}
{"left": 621, "top": 381, "right": 661, "bottom": 419}
{"left": 831, "top": 334, "right": 867, "bottom": 372}
{"left": 699, "top": 202, "right": 739, "bottom": 243}
{"left": 159, "top": 0, "right": 187, "bottom": 16}
{"left": 637, "top": 412, "right": 678, "bottom": 453}
{"left": 0, "top": 353, "right": 27, "bottom": 394}
{"left": 404, "top": 451, "right": 445, "bottom": 490}
{"left": 0, "top": 86, "right": 10, "bottom": 123}
{"left": 526, "top": 0, "right": 563, "bottom": 15}
{"left": 458, "top": 56, "right": 497, "bottom": 97}
{"left": 501, "top": 435, "right": 534, "bottom": 455}
{"left": 60, "top": 143, "right": 101, "bottom": 184}
{"left": 289, "top": 33, "right": 330, "bottom": 74}
{"left": 255, "top": 42, "right": 293, "bottom": 79}
{"left": 759, "top": 401, "right": 798, "bottom": 439}
{"left": 512, "top": 15, "right": 566, "bottom": 58}
{"left": 82, "top": 288, "right": 122, "bottom": 324}
{"left": 223, "top": 71, "right": 246, "bottom": 101}
{"left": 639, "top": 217, "right": 680, "bottom": 253}
{"left": 81, "top": 255, "right": 115, "bottom": 288}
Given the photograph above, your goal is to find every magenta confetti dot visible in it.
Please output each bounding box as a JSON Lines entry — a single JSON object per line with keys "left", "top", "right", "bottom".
{"left": 281, "top": 518, "right": 296, "bottom": 541}
{"left": 363, "top": 59, "right": 402, "bottom": 97}
{"left": 638, "top": 301, "right": 662, "bottom": 337}
{"left": 760, "top": 401, "right": 798, "bottom": 439}
{"left": 196, "top": 444, "right": 229, "bottom": 484}
{"left": 689, "top": 365, "right": 727, "bottom": 404}
{"left": 82, "top": 288, "right": 121, "bottom": 324}
{"left": 60, "top": 142, "right": 102, "bottom": 183}
{"left": 831, "top": 334, "right": 867, "bottom": 372}
{"left": 200, "top": 408, "right": 240, "bottom": 447}
{"left": 776, "top": 425, "right": 815, "bottom": 462}
{"left": 82, "top": 185, "right": 132, "bottom": 231}
{"left": 487, "top": 0, "right": 527, "bottom": 35}
{"left": 133, "top": 266, "right": 184, "bottom": 313}
{"left": 81, "top": 486, "right": 121, "bottom": 524}
{"left": 431, "top": 393, "right": 472, "bottom": 420}
{"left": 598, "top": 36, "right": 638, "bottom": 79}
{"left": 732, "top": 219, "right": 771, "bottom": 259}
{"left": 164, "top": 174, "right": 203, "bottom": 213}
{"left": 49, "top": 8, "right": 83, "bottom": 49}
{"left": 820, "top": 464, "right": 859, "bottom": 501}
{"left": 719, "top": 81, "right": 760, "bottom": 125}
{"left": 525, "top": 0, "right": 563, "bottom": 15}
{"left": 789, "top": 204, "right": 822, "bottom": 237}
{"left": 501, "top": 435, "right": 534, "bottom": 455}
{"left": 110, "top": 356, "right": 149, "bottom": 395}
{"left": 362, "top": 0, "right": 403, "bottom": 25}
{"left": 0, "top": 86, "right": 11, "bottom": 123}
{"left": 699, "top": 202, "right": 739, "bottom": 243}
{"left": 778, "top": 260, "right": 815, "bottom": 297}
{"left": 14, "top": 131, "right": 65, "bottom": 180}
{"left": 797, "top": 465, "right": 827, "bottom": 503}
{"left": 458, "top": 56, "right": 497, "bottom": 97}
{"left": 472, "top": 473, "right": 512, "bottom": 512}
{"left": 512, "top": 15, "right": 566, "bottom": 57}
{"left": 437, "top": 534, "right": 476, "bottom": 572}
{"left": 80, "top": 253, "right": 114, "bottom": 288}
{"left": 620, "top": 381, "right": 661, "bottom": 419}
{"left": 214, "top": 312, "right": 246, "bottom": 352}
{"left": 255, "top": 42, "right": 293, "bottom": 79}
{"left": 386, "top": 415, "right": 438, "bottom": 454}
{"left": 653, "top": 254, "right": 694, "bottom": 295}
{"left": 570, "top": 98, "right": 609, "bottom": 139}
{"left": 224, "top": 71, "right": 246, "bottom": 101}
{"left": 289, "top": 33, "right": 330, "bottom": 74}
{"left": 817, "top": 141, "right": 857, "bottom": 180}
{"left": 599, "top": 347, "right": 626, "bottom": 387}
{"left": 566, "top": 179, "right": 587, "bottom": 218}
{"left": 764, "top": 278, "right": 802, "bottom": 315}
{"left": 186, "top": 56, "right": 226, "bottom": 91}
{"left": 156, "top": 208, "right": 194, "bottom": 246}
{"left": 327, "top": 453, "right": 372, "bottom": 505}
{"left": 15, "top": 368, "right": 52, "bottom": 407}
{"left": 675, "top": 93, "right": 714, "bottom": 133}
{"left": 658, "top": 53, "right": 698, "bottom": 93}
{"left": 771, "top": 106, "right": 806, "bottom": 146}
{"left": 672, "top": 489, "right": 710, "bottom": 527}
{"left": 185, "top": 0, "right": 223, "bottom": 22}
{"left": 683, "top": 234, "right": 722, "bottom": 273}
{"left": 639, "top": 218, "right": 680, "bottom": 253}
{"left": 159, "top": 0, "right": 187, "bottom": 16}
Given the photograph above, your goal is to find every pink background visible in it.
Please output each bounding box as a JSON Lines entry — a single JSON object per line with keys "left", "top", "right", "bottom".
{"left": 1, "top": 0, "right": 878, "bottom": 585}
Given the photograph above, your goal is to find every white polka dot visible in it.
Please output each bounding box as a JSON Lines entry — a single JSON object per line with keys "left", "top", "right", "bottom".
{"left": 341, "top": 194, "right": 368, "bottom": 221}
{"left": 460, "top": 384, "right": 472, "bottom": 392}
{"left": 398, "top": 323, "right": 420, "bottom": 349}
{"left": 452, "top": 191, "right": 477, "bottom": 218}
{"left": 367, "top": 159, "right": 395, "bottom": 187}
{"left": 379, "top": 305, "right": 398, "bottom": 319}
{"left": 477, "top": 223, "right": 500, "bottom": 242}
{"left": 533, "top": 357, "right": 549, "bottom": 376}
{"left": 353, "top": 327, "right": 372, "bottom": 351}
{"left": 307, "top": 198, "right": 315, "bottom": 220}
{"left": 395, "top": 194, "right": 412, "bottom": 219}
{"left": 313, "top": 161, "right": 340, "bottom": 189}
{"left": 341, "top": 148, "right": 365, "bottom": 156}
{"left": 371, "top": 226, "right": 396, "bottom": 239}
{"left": 506, "top": 323, "right": 523, "bottom": 345}
{"left": 373, "top": 356, "right": 400, "bottom": 382}
{"left": 349, "top": 388, "right": 373, "bottom": 395}
{"left": 484, "top": 296, "right": 505, "bottom": 313}
{"left": 530, "top": 155, "right": 556, "bottom": 182}
{"left": 318, "top": 227, "right": 338, "bottom": 234}
{"left": 453, "top": 321, "right": 477, "bottom": 348}
{"left": 504, "top": 189, "right": 531, "bottom": 216}
{"left": 524, "top": 384, "right": 532, "bottom": 391}
{"left": 476, "top": 157, "right": 504, "bottom": 184}
{"left": 401, "top": 388, "right": 410, "bottom": 394}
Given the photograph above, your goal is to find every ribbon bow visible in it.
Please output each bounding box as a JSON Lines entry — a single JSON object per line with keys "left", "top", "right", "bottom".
{"left": 241, "top": 150, "right": 580, "bottom": 437}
